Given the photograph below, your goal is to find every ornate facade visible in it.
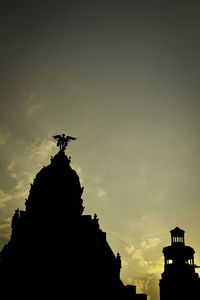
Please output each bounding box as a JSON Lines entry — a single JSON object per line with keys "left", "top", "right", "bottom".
{"left": 0, "top": 145, "right": 147, "bottom": 299}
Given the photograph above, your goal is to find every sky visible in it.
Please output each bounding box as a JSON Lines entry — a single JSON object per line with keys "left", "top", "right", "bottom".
{"left": 1, "top": 1, "right": 200, "bottom": 299}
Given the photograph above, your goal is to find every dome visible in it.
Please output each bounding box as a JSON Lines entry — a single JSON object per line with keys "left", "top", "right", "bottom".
{"left": 25, "top": 150, "right": 84, "bottom": 218}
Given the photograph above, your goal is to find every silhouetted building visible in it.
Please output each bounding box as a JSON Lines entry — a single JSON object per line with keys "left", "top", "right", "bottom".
{"left": 124, "top": 285, "right": 148, "bottom": 299}
{"left": 0, "top": 145, "right": 147, "bottom": 299}
{"left": 160, "top": 227, "right": 200, "bottom": 300}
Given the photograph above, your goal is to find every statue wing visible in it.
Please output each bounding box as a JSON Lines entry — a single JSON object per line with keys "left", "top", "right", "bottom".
{"left": 53, "top": 135, "right": 61, "bottom": 140}
{"left": 66, "top": 136, "right": 77, "bottom": 141}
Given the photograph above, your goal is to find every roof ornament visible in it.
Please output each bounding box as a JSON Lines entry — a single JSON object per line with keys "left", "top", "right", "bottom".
{"left": 53, "top": 133, "right": 77, "bottom": 151}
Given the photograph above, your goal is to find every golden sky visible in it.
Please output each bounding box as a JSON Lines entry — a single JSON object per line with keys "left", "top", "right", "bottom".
{"left": 1, "top": 1, "right": 200, "bottom": 299}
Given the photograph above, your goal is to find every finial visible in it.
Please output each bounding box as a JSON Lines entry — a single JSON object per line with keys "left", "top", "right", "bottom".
{"left": 93, "top": 213, "right": 99, "bottom": 230}
{"left": 116, "top": 252, "right": 122, "bottom": 269}
{"left": 52, "top": 133, "right": 77, "bottom": 151}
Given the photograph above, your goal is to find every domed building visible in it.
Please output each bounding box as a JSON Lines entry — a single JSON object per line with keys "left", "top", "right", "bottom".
{"left": 0, "top": 136, "right": 147, "bottom": 300}
{"left": 159, "top": 227, "right": 200, "bottom": 300}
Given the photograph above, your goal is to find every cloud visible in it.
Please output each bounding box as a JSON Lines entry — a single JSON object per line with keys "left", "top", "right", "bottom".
{"left": 75, "top": 166, "right": 82, "bottom": 176}
{"left": 131, "top": 247, "right": 163, "bottom": 273}
{"left": 121, "top": 258, "right": 128, "bottom": 267}
{"left": 127, "top": 277, "right": 133, "bottom": 284}
{"left": 124, "top": 238, "right": 162, "bottom": 273}
{"left": 131, "top": 249, "right": 149, "bottom": 267}
{"left": 0, "top": 180, "right": 29, "bottom": 211}
{"left": 70, "top": 164, "right": 84, "bottom": 184}
{"left": 140, "top": 237, "right": 161, "bottom": 249}
{"left": 7, "top": 160, "right": 17, "bottom": 178}
{"left": 0, "top": 189, "right": 13, "bottom": 208}
{"left": 14, "top": 179, "right": 29, "bottom": 200}
{"left": 125, "top": 242, "right": 163, "bottom": 276}
{"left": 26, "top": 137, "right": 55, "bottom": 164}
{"left": 125, "top": 244, "right": 135, "bottom": 254}
{"left": 96, "top": 187, "right": 106, "bottom": 198}
{"left": 0, "top": 173, "right": 33, "bottom": 212}
{"left": 132, "top": 278, "right": 149, "bottom": 294}
{"left": 24, "top": 94, "right": 43, "bottom": 117}
{"left": 0, "top": 128, "right": 10, "bottom": 145}
{"left": 0, "top": 217, "right": 11, "bottom": 249}
{"left": 146, "top": 257, "right": 163, "bottom": 275}
{"left": 0, "top": 223, "right": 10, "bottom": 230}
{"left": 126, "top": 273, "right": 161, "bottom": 300}
{"left": 15, "top": 180, "right": 26, "bottom": 191}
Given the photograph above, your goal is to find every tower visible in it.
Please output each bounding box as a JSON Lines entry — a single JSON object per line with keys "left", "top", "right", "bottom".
{"left": 159, "top": 227, "right": 200, "bottom": 300}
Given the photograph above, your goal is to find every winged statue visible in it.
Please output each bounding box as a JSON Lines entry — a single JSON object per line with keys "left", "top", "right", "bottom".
{"left": 53, "top": 133, "right": 77, "bottom": 151}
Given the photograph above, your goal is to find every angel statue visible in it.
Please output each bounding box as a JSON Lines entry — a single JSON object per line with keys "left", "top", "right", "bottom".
{"left": 53, "top": 134, "right": 77, "bottom": 151}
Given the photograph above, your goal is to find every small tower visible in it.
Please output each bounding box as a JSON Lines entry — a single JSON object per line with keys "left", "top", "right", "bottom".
{"left": 159, "top": 227, "right": 200, "bottom": 300}
{"left": 171, "top": 227, "right": 185, "bottom": 245}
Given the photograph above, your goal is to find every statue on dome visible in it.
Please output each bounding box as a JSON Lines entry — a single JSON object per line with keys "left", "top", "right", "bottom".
{"left": 53, "top": 134, "right": 77, "bottom": 151}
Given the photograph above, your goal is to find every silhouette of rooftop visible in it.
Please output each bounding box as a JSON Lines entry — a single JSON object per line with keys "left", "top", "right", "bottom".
{"left": 160, "top": 227, "right": 200, "bottom": 300}
{"left": 170, "top": 227, "right": 185, "bottom": 236}
{"left": 0, "top": 136, "right": 147, "bottom": 300}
